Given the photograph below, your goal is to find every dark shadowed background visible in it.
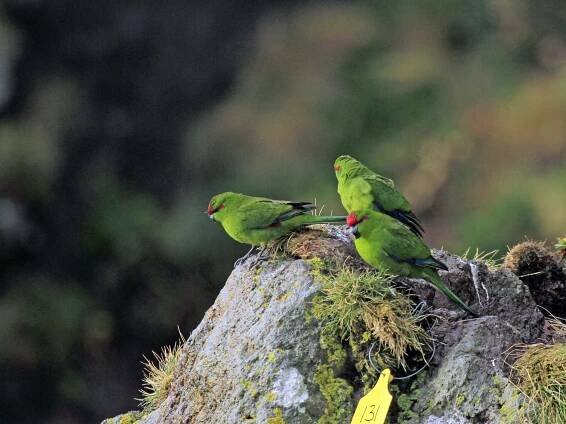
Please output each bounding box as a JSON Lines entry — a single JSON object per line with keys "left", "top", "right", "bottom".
{"left": 0, "top": 0, "right": 565, "bottom": 422}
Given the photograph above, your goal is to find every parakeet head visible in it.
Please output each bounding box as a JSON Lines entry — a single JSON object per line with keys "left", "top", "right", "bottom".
{"left": 207, "top": 192, "right": 236, "bottom": 222}
{"left": 346, "top": 211, "right": 370, "bottom": 238}
{"left": 333, "top": 155, "right": 360, "bottom": 178}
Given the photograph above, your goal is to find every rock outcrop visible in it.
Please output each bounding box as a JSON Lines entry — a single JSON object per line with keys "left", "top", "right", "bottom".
{"left": 104, "top": 226, "right": 565, "bottom": 423}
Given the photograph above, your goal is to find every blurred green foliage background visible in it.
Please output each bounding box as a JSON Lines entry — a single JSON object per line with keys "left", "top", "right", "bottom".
{"left": 0, "top": 0, "right": 565, "bottom": 422}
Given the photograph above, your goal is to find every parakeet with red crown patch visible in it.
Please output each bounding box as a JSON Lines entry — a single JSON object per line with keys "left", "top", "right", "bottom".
{"left": 347, "top": 208, "right": 478, "bottom": 316}
{"left": 207, "top": 192, "right": 346, "bottom": 246}
{"left": 334, "top": 155, "right": 424, "bottom": 237}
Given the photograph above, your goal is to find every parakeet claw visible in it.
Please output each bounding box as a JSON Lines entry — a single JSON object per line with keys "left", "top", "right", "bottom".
{"left": 234, "top": 245, "right": 256, "bottom": 268}
{"left": 247, "top": 247, "right": 270, "bottom": 270}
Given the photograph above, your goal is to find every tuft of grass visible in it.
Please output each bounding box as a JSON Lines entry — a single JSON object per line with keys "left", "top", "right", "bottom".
{"left": 503, "top": 240, "right": 558, "bottom": 276}
{"left": 507, "top": 342, "right": 566, "bottom": 424}
{"left": 264, "top": 234, "right": 294, "bottom": 258}
{"left": 462, "top": 248, "right": 502, "bottom": 271}
{"left": 311, "top": 263, "right": 432, "bottom": 372}
{"left": 137, "top": 332, "right": 185, "bottom": 412}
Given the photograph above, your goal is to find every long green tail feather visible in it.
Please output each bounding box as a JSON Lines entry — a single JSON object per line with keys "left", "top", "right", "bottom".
{"left": 426, "top": 271, "right": 478, "bottom": 316}
{"left": 301, "top": 215, "right": 347, "bottom": 225}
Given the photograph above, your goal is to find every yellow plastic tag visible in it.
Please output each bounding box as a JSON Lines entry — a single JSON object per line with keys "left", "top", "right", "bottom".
{"left": 350, "top": 369, "right": 393, "bottom": 424}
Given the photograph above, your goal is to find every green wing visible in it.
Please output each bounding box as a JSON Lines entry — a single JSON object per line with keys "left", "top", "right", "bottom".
{"left": 381, "top": 218, "right": 431, "bottom": 261}
{"left": 379, "top": 218, "right": 446, "bottom": 271}
{"left": 341, "top": 175, "right": 408, "bottom": 211}
{"left": 364, "top": 172, "right": 395, "bottom": 189}
{"left": 238, "top": 197, "right": 314, "bottom": 229}
{"left": 365, "top": 174, "right": 411, "bottom": 212}
{"left": 340, "top": 172, "right": 423, "bottom": 237}
{"left": 347, "top": 161, "right": 395, "bottom": 188}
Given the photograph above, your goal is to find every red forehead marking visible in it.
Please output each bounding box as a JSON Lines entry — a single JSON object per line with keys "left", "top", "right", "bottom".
{"left": 334, "top": 164, "right": 341, "bottom": 171}
{"left": 208, "top": 203, "right": 225, "bottom": 215}
{"left": 346, "top": 213, "right": 358, "bottom": 227}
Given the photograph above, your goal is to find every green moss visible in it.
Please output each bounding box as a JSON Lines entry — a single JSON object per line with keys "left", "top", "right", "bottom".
{"left": 101, "top": 411, "right": 143, "bottom": 424}
{"left": 495, "top": 374, "right": 533, "bottom": 424}
{"left": 241, "top": 380, "right": 259, "bottom": 398}
{"left": 267, "top": 351, "right": 277, "bottom": 363}
{"left": 308, "top": 257, "right": 332, "bottom": 274}
{"left": 314, "top": 364, "right": 354, "bottom": 423}
{"left": 499, "top": 389, "right": 523, "bottom": 424}
{"left": 349, "top": 331, "right": 380, "bottom": 392}
{"left": 265, "top": 391, "right": 277, "bottom": 402}
{"left": 266, "top": 407, "right": 286, "bottom": 424}
{"left": 490, "top": 375, "right": 504, "bottom": 397}
{"left": 455, "top": 392, "right": 465, "bottom": 407}
{"left": 397, "top": 394, "right": 419, "bottom": 422}
{"left": 395, "top": 372, "right": 426, "bottom": 423}
{"left": 473, "top": 395, "right": 482, "bottom": 407}
{"left": 119, "top": 414, "right": 138, "bottom": 424}
{"left": 253, "top": 267, "right": 263, "bottom": 286}
{"left": 304, "top": 304, "right": 315, "bottom": 324}
{"left": 319, "top": 330, "right": 347, "bottom": 372}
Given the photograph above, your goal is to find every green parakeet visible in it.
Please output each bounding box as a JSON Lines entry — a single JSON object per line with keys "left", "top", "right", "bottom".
{"left": 335, "top": 155, "right": 423, "bottom": 237}
{"left": 207, "top": 192, "right": 346, "bottom": 246}
{"left": 347, "top": 208, "right": 478, "bottom": 316}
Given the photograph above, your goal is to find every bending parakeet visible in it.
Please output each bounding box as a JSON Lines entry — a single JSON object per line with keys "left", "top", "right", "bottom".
{"left": 347, "top": 208, "right": 478, "bottom": 316}
{"left": 207, "top": 192, "right": 346, "bottom": 246}
{"left": 334, "top": 155, "right": 423, "bottom": 237}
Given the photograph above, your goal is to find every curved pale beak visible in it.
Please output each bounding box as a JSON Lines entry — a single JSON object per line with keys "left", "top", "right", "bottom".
{"left": 205, "top": 211, "right": 215, "bottom": 221}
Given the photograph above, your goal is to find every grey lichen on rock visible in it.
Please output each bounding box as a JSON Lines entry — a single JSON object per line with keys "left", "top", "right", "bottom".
{"left": 103, "top": 225, "right": 563, "bottom": 424}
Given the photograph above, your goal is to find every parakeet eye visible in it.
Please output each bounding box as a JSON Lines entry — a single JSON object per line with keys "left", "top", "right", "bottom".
{"left": 334, "top": 164, "right": 341, "bottom": 172}
{"left": 208, "top": 203, "right": 225, "bottom": 215}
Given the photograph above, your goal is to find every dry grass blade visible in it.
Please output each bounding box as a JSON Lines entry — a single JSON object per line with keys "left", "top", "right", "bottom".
{"left": 539, "top": 306, "right": 566, "bottom": 341}
{"left": 547, "top": 317, "right": 566, "bottom": 340}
